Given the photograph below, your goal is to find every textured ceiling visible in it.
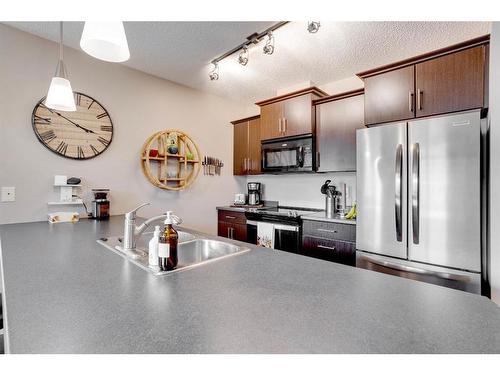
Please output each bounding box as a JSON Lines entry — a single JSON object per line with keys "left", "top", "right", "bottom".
{"left": 4, "top": 21, "right": 492, "bottom": 103}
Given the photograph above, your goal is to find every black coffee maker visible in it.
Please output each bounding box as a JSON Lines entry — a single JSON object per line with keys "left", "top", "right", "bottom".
{"left": 91, "top": 189, "right": 110, "bottom": 220}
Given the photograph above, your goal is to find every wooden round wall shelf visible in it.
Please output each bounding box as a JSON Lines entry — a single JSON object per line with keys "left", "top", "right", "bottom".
{"left": 140, "top": 130, "right": 201, "bottom": 191}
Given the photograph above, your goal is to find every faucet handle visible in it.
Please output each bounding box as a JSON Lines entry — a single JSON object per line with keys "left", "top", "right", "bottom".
{"left": 126, "top": 203, "right": 150, "bottom": 219}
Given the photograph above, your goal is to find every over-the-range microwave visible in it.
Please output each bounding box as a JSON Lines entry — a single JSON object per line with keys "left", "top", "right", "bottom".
{"left": 261, "top": 135, "right": 315, "bottom": 173}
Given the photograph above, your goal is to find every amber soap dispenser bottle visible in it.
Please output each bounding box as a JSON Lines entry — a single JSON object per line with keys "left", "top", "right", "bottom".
{"left": 158, "top": 211, "right": 180, "bottom": 271}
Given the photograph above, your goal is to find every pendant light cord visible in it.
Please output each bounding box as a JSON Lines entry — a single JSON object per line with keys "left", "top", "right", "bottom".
{"left": 59, "top": 21, "right": 63, "bottom": 61}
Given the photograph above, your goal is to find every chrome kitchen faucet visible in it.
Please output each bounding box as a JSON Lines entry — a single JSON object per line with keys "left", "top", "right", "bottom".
{"left": 121, "top": 203, "right": 182, "bottom": 258}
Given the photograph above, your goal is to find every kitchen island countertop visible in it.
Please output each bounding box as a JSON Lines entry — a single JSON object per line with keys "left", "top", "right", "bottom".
{"left": 1, "top": 215, "right": 500, "bottom": 353}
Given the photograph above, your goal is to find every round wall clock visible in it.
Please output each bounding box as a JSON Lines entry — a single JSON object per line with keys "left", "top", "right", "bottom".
{"left": 32, "top": 92, "right": 113, "bottom": 160}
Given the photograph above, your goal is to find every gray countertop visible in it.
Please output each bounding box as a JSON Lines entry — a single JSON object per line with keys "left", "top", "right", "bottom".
{"left": 217, "top": 206, "right": 355, "bottom": 225}
{"left": 301, "top": 211, "right": 356, "bottom": 225}
{"left": 1, "top": 216, "right": 500, "bottom": 353}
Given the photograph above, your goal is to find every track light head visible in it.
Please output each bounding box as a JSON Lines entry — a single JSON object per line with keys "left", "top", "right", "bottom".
{"left": 209, "top": 62, "right": 219, "bottom": 81}
{"left": 238, "top": 46, "right": 249, "bottom": 66}
{"left": 263, "top": 32, "right": 274, "bottom": 55}
{"left": 307, "top": 21, "right": 321, "bottom": 33}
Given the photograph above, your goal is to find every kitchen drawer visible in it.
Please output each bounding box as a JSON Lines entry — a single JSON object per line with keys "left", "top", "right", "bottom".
{"left": 217, "top": 210, "right": 246, "bottom": 225}
{"left": 302, "top": 220, "right": 356, "bottom": 242}
{"left": 301, "top": 236, "right": 356, "bottom": 266}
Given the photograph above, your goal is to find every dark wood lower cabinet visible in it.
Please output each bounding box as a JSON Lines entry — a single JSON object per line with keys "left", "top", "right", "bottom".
{"left": 218, "top": 221, "right": 247, "bottom": 242}
{"left": 302, "top": 236, "right": 356, "bottom": 266}
{"left": 217, "top": 210, "right": 247, "bottom": 242}
{"left": 301, "top": 219, "right": 356, "bottom": 266}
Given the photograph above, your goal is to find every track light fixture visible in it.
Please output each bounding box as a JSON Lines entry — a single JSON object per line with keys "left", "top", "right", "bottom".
{"left": 207, "top": 21, "right": 289, "bottom": 81}
{"left": 209, "top": 62, "right": 219, "bottom": 81}
{"left": 238, "top": 46, "right": 249, "bottom": 66}
{"left": 263, "top": 32, "right": 275, "bottom": 55}
{"left": 307, "top": 21, "right": 321, "bottom": 33}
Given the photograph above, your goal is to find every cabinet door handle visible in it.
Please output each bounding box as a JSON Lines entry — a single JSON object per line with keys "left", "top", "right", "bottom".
{"left": 316, "top": 151, "right": 320, "bottom": 169}
{"left": 408, "top": 91, "right": 414, "bottom": 113}
{"left": 417, "top": 89, "right": 423, "bottom": 110}
{"left": 278, "top": 118, "right": 282, "bottom": 134}
{"left": 283, "top": 118, "right": 287, "bottom": 134}
{"left": 227, "top": 227, "right": 231, "bottom": 238}
{"left": 230, "top": 227, "right": 235, "bottom": 239}
{"left": 317, "top": 228, "right": 338, "bottom": 233}
{"left": 225, "top": 215, "right": 236, "bottom": 220}
{"left": 318, "top": 244, "right": 336, "bottom": 251}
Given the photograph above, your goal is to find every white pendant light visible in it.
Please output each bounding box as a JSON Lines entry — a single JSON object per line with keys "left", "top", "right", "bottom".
{"left": 80, "top": 22, "right": 130, "bottom": 62}
{"left": 45, "top": 22, "right": 76, "bottom": 112}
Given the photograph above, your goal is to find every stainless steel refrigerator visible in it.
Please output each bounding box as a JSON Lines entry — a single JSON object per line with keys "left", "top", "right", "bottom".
{"left": 356, "top": 110, "right": 483, "bottom": 293}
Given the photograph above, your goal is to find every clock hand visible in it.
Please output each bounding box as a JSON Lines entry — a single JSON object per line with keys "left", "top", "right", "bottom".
{"left": 53, "top": 111, "right": 97, "bottom": 134}
{"left": 40, "top": 103, "right": 96, "bottom": 134}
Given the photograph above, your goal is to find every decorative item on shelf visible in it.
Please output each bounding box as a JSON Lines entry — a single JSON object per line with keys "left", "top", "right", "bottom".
{"left": 141, "top": 129, "right": 201, "bottom": 191}
{"left": 166, "top": 132, "right": 179, "bottom": 154}
{"left": 202, "top": 156, "right": 224, "bottom": 176}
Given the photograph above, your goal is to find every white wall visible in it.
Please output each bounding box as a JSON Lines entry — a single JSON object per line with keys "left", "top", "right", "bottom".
{"left": 0, "top": 25, "right": 252, "bottom": 234}
{"left": 489, "top": 22, "right": 500, "bottom": 305}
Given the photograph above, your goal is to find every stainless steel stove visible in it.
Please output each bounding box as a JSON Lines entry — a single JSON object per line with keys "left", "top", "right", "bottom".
{"left": 245, "top": 206, "right": 322, "bottom": 253}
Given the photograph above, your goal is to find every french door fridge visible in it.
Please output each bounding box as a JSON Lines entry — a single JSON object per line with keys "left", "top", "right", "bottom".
{"left": 356, "top": 110, "right": 482, "bottom": 293}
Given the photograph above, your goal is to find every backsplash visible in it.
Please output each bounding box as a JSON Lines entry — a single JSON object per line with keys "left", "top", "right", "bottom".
{"left": 243, "top": 172, "right": 356, "bottom": 209}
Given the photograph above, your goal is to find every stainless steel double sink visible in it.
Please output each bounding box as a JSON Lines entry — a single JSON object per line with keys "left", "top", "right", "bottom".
{"left": 97, "top": 231, "right": 250, "bottom": 275}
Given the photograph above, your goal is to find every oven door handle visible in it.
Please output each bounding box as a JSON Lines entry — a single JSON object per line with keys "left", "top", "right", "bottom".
{"left": 273, "top": 224, "right": 300, "bottom": 232}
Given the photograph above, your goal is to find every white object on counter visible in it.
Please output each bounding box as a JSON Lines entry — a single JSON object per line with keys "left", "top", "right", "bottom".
{"left": 48, "top": 212, "right": 79, "bottom": 223}
{"left": 54, "top": 175, "right": 67, "bottom": 185}
{"left": 148, "top": 226, "right": 161, "bottom": 270}
{"left": 257, "top": 222, "right": 274, "bottom": 249}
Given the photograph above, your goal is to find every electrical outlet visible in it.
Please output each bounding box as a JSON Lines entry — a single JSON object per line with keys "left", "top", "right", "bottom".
{"left": 1, "top": 187, "right": 16, "bottom": 202}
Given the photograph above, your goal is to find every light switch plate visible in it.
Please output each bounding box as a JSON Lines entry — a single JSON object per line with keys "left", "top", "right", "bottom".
{"left": 1, "top": 186, "right": 16, "bottom": 202}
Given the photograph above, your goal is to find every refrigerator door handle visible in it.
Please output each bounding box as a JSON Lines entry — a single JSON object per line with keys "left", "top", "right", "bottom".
{"left": 357, "top": 252, "right": 475, "bottom": 283}
{"left": 395, "top": 144, "right": 403, "bottom": 242}
{"left": 411, "top": 142, "right": 420, "bottom": 244}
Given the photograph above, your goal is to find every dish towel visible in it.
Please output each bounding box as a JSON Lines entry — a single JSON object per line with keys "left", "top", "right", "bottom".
{"left": 257, "top": 222, "right": 275, "bottom": 248}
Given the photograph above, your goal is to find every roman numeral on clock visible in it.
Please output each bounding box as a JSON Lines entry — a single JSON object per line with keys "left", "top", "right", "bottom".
{"left": 100, "top": 125, "right": 113, "bottom": 132}
{"left": 98, "top": 136, "right": 110, "bottom": 147}
{"left": 90, "top": 144, "right": 100, "bottom": 156}
{"left": 96, "top": 112, "right": 109, "bottom": 119}
{"left": 77, "top": 146, "right": 85, "bottom": 159}
{"left": 55, "top": 141, "right": 68, "bottom": 156}
{"left": 39, "top": 129, "right": 56, "bottom": 142}
{"left": 74, "top": 93, "right": 82, "bottom": 106}
{"left": 34, "top": 115, "right": 51, "bottom": 124}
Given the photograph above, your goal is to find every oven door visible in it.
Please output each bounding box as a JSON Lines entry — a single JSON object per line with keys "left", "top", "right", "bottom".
{"left": 274, "top": 224, "right": 300, "bottom": 253}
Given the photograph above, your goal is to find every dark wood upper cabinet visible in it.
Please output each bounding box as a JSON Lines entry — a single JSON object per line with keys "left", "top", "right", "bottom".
{"left": 256, "top": 87, "right": 327, "bottom": 141}
{"left": 363, "top": 65, "right": 415, "bottom": 125}
{"left": 415, "top": 45, "right": 485, "bottom": 117}
{"left": 314, "top": 90, "right": 365, "bottom": 172}
{"left": 358, "top": 35, "right": 489, "bottom": 126}
{"left": 231, "top": 116, "right": 261, "bottom": 176}
{"left": 247, "top": 117, "right": 261, "bottom": 174}
{"left": 282, "top": 94, "right": 316, "bottom": 137}
{"left": 233, "top": 121, "right": 248, "bottom": 176}
{"left": 260, "top": 102, "right": 283, "bottom": 140}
